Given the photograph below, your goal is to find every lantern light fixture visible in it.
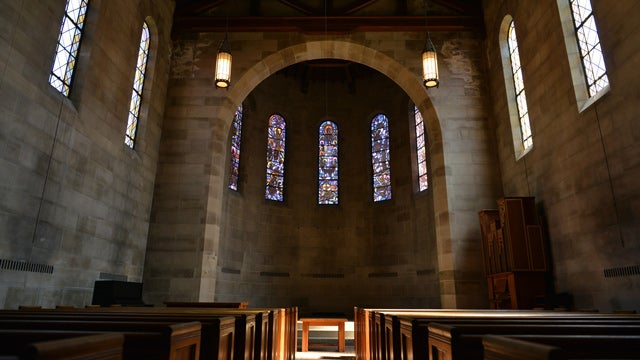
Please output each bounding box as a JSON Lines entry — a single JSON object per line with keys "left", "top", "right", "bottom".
{"left": 215, "top": 32, "right": 232, "bottom": 88}
{"left": 422, "top": 1, "right": 439, "bottom": 89}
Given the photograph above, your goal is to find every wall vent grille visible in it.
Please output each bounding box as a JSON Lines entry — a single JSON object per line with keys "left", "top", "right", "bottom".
{"left": 0, "top": 259, "right": 53, "bottom": 274}
{"left": 603, "top": 264, "right": 640, "bottom": 278}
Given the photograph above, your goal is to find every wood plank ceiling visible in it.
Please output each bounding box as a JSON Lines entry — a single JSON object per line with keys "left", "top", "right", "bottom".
{"left": 172, "top": 0, "right": 485, "bottom": 34}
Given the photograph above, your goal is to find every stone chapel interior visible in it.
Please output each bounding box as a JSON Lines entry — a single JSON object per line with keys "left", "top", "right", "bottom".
{"left": 0, "top": 0, "right": 638, "bottom": 314}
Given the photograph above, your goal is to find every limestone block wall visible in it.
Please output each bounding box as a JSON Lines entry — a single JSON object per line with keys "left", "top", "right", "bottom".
{"left": 0, "top": 0, "right": 173, "bottom": 308}
{"left": 214, "top": 67, "right": 441, "bottom": 315}
{"left": 147, "top": 28, "right": 501, "bottom": 307}
{"left": 483, "top": 0, "right": 640, "bottom": 310}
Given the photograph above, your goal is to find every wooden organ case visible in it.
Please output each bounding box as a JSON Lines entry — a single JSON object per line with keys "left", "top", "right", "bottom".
{"left": 479, "top": 197, "right": 548, "bottom": 309}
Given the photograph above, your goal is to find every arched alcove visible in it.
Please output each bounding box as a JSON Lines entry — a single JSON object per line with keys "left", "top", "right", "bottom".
{"left": 203, "top": 40, "right": 454, "bottom": 308}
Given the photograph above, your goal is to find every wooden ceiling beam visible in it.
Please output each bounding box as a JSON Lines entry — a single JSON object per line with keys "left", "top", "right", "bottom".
{"left": 174, "top": 0, "right": 227, "bottom": 16}
{"left": 172, "top": 15, "right": 484, "bottom": 35}
{"left": 277, "top": 0, "right": 316, "bottom": 15}
{"left": 341, "top": 0, "right": 379, "bottom": 15}
{"left": 431, "top": 0, "right": 477, "bottom": 14}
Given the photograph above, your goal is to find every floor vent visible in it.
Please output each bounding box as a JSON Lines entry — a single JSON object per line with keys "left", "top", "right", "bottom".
{"left": 307, "top": 273, "right": 345, "bottom": 278}
{"left": 260, "top": 271, "right": 289, "bottom": 277}
{"left": 368, "top": 272, "right": 398, "bottom": 278}
{"left": 0, "top": 259, "right": 53, "bottom": 274}
{"left": 603, "top": 264, "right": 640, "bottom": 278}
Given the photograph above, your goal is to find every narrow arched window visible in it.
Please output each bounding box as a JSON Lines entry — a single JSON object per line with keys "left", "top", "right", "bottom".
{"left": 500, "top": 17, "right": 533, "bottom": 159}
{"left": 228, "top": 104, "right": 243, "bottom": 191}
{"left": 265, "top": 114, "right": 286, "bottom": 201}
{"left": 49, "top": 0, "right": 89, "bottom": 96}
{"left": 318, "top": 121, "right": 338, "bottom": 205}
{"left": 570, "top": 0, "right": 608, "bottom": 97}
{"left": 371, "top": 114, "right": 391, "bottom": 202}
{"left": 124, "top": 21, "right": 150, "bottom": 149}
{"left": 414, "top": 105, "right": 428, "bottom": 191}
{"left": 557, "top": 0, "right": 609, "bottom": 110}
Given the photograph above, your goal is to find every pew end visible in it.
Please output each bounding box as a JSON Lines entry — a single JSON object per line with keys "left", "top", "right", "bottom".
{"left": 482, "top": 335, "right": 566, "bottom": 360}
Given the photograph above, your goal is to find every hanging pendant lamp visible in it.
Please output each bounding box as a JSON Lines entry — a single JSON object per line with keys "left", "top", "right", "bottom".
{"left": 215, "top": 32, "right": 232, "bottom": 88}
{"left": 422, "top": 35, "right": 439, "bottom": 88}
{"left": 422, "top": 1, "right": 439, "bottom": 89}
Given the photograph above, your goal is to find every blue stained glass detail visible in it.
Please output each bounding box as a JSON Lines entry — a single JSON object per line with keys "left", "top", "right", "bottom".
{"left": 371, "top": 114, "right": 391, "bottom": 202}
{"left": 318, "top": 121, "right": 338, "bottom": 204}
{"left": 49, "top": 0, "right": 89, "bottom": 96}
{"left": 265, "top": 114, "right": 286, "bottom": 201}
{"left": 414, "top": 105, "right": 429, "bottom": 191}
{"left": 228, "top": 104, "right": 243, "bottom": 190}
{"left": 125, "top": 21, "right": 150, "bottom": 149}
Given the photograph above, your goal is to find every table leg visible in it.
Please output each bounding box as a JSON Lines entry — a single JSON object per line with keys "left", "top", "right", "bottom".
{"left": 302, "top": 322, "right": 309, "bottom": 352}
{"left": 338, "top": 321, "right": 345, "bottom": 352}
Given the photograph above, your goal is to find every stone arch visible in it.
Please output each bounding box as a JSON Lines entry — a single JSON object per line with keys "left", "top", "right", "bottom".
{"left": 204, "top": 39, "right": 453, "bottom": 307}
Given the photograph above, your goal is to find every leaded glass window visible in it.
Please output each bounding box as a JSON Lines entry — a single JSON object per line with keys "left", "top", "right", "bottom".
{"left": 413, "top": 105, "right": 429, "bottom": 191}
{"left": 569, "top": 0, "right": 609, "bottom": 97}
{"left": 49, "top": 0, "right": 89, "bottom": 96}
{"left": 318, "top": 121, "right": 338, "bottom": 205}
{"left": 228, "top": 104, "right": 243, "bottom": 191}
{"left": 507, "top": 20, "right": 533, "bottom": 151}
{"left": 265, "top": 114, "right": 286, "bottom": 201}
{"left": 371, "top": 114, "right": 391, "bottom": 202}
{"left": 125, "top": 21, "right": 150, "bottom": 149}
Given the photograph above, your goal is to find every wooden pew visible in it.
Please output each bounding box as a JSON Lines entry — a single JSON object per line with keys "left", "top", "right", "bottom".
{"left": 482, "top": 335, "right": 566, "bottom": 360}
{"left": 355, "top": 309, "right": 640, "bottom": 360}
{"left": 21, "top": 333, "right": 124, "bottom": 360}
{"left": 428, "top": 322, "right": 640, "bottom": 359}
{"left": 3, "top": 308, "right": 242, "bottom": 360}
{"left": 165, "top": 301, "right": 249, "bottom": 309}
{"left": 0, "top": 320, "right": 201, "bottom": 360}
{"left": 3, "top": 305, "right": 298, "bottom": 360}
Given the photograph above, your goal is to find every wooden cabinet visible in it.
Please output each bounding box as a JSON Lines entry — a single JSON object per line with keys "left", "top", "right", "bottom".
{"left": 479, "top": 197, "right": 548, "bottom": 309}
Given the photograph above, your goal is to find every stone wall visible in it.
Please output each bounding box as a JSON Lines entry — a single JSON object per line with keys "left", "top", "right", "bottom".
{"left": 483, "top": 0, "right": 640, "bottom": 310}
{"left": 147, "top": 28, "right": 500, "bottom": 307}
{"left": 214, "top": 66, "right": 440, "bottom": 315}
{"left": 0, "top": 0, "right": 173, "bottom": 308}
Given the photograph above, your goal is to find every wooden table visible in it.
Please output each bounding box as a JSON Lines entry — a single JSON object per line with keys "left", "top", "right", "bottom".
{"left": 300, "top": 317, "right": 348, "bottom": 352}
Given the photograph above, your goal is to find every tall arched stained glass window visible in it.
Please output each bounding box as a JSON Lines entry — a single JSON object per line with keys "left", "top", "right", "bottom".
{"left": 49, "top": 0, "right": 89, "bottom": 96}
{"left": 414, "top": 105, "right": 428, "bottom": 191}
{"left": 265, "top": 114, "right": 286, "bottom": 201}
{"left": 371, "top": 114, "right": 391, "bottom": 202}
{"left": 228, "top": 104, "right": 243, "bottom": 191}
{"left": 125, "top": 21, "right": 150, "bottom": 149}
{"left": 507, "top": 20, "right": 533, "bottom": 153}
{"left": 318, "top": 121, "right": 338, "bottom": 205}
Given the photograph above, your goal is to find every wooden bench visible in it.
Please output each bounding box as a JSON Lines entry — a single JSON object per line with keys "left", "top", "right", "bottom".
{"left": 165, "top": 301, "right": 249, "bottom": 309}
{"left": 20, "top": 333, "right": 124, "bottom": 360}
{"left": 482, "top": 335, "right": 566, "bottom": 360}
{"left": 299, "top": 317, "right": 348, "bottom": 352}
{"left": 428, "top": 322, "right": 640, "bottom": 359}
{"left": 3, "top": 305, "right": 298, "bottom": 360}
{"left": 354, "top": 308, "right": 640, "bottom": 360}
{"left": 0, "top": 319, "right": 201, "bottom": 360}
{"left": 3, "top": 308, "right": 244, "bottom": 360}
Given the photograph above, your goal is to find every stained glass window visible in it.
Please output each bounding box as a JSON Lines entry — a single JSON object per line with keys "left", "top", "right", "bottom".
{"left": 265, "top": 114, "right": 286, "bottom": 201}
{"left": 569, "top": 0, "right": 608, "bottom": 97}
{"left": 49, "top": 0, "right": 89, "bottom": 96}
{"left": 228, "top": 104, "right": 243, "bottom": 191}
{"left": 318, "top": 121, "right": 338, "bottom": 205}
{"left": 371, "top": 114, "right": 391, "bottom": 202}
{"left": 414, "top": 105, "right": 428, "bottom": 191}
{"left": 507, "top": 20, "right": 533, "bottom": 151}
{"left": 125, "top": 21, "right": 150, "bottom": 149}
